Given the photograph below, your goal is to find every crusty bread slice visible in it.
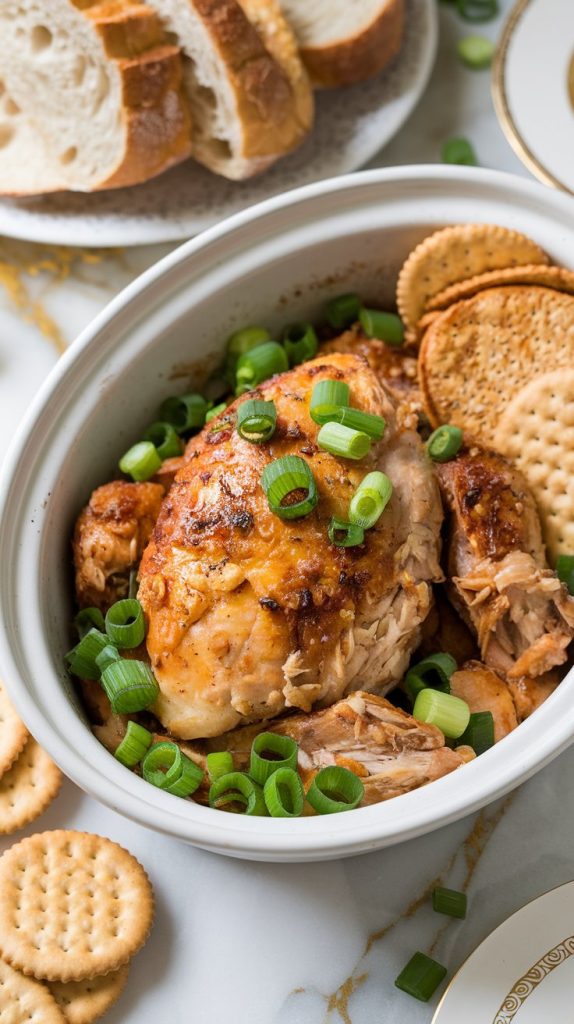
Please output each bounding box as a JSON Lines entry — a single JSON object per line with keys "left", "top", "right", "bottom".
{"left": 275, "top": 0, "right": 405, "bottom": 88}
{"left": 0, "top": 0, "right": 192, "bottom": 194}
{"left": 145, "top": 0, "right": 313, "bottom": 180}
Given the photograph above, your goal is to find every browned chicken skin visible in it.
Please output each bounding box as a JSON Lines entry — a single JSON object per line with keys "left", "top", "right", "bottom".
{"left": 437, "top": 447, "right": 574, "bottom": 679}
{"left": 138, "top": 353, "right": 443, "bottom": 739}
{"left": 321, "top": 325, "right": 421, "bottom": 410}
{"left": 73, "top": 481, "right": 165, "bottom": 610}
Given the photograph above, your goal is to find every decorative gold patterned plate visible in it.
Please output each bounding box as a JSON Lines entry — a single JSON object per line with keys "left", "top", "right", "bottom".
{"left": 433, "top": 881, "right": 574, "bottom": 1022}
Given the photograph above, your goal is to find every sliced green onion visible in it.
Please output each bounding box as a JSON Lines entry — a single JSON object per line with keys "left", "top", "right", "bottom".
{"left": 556, "top": 554, "right": 574, "bottom": 596}
{"left": 395, "top": 952, "right": 447, "bottom": 1002}
{"left": 225, "top": 325, "right": 270, "bottom": 382}
{"left": 205, "top": 402, "right": 227, "bottom": 423}
{"left": 114, "top": 721, "right": 153, "bottom": 768}
{"left": 143, "top": 421, "right": 183, "bottom": 460}
{"left": 264, "top": 767, "right": 304, "bottom": 817}
{"left": 261, "top": 455, "right": 318, "bottom": 520}
{"left": 459, "top": 711, "right": 495, "bottom": 755}
{"left": 349, "top": 471, "right": 393, "bottom": 528}
{"left": 405, "top": 653, "right": 457, "bottom": 701}
{"left": 95, "top": 644, "right": 121, "bottom": 674}
{"left": 74, "top": 607, "right": 105, "bottom": 638}
{"left": 359, "top": 308, "right": 404, "bottom": 347}
{"left": 142, "top": 741, "right": 203, "bottom": 797}
{"left": 206, "top": 751, "right": 234, "bottom": 782}
{"left": 249, "top": 732, "right": 298, "bottom": 785}
{"left": 427, "top": 425, "right": 463, "bottom": 462}
{"left": 209, "top": 772, "right": 266, "bottom": 815}
{"left": 159, "top": 394, "right": 209, "bottom": 433}
{"left": 100, "top": 659, "right": 159, "bottom": 714}
{"left": 413, "top": 689, "right": 470, "bottom": 740}
{"left": 235, "top": 342, "right": 288, "bottom": 394}
{"left": 65, "top": 628, "right": 109, "bottom": 680}
{"left": 442, "top": 137, "right": 478, "bottom": 166}
{"left": 325, "top": 293, "right": 361, "bottom": 329}
{"left": 317, "top": 422, "right": 371, "bottom": 461}
{"left": 432, "top": 886, "right": 467, "bottom": 919}
{"left": 309, "top": 379, "right": 350, "bottom": 425}
{"left": 283, "top": 322, "right": 318, "bottom": 366}
{"left": 119, "top": 442, "right": 162, "bottom": 482}
{"left": 237, "top": 399, "right": 277, "bottom": 444}
{"left": 105, "top": 599, "right": 146, "bottom": 649}
{"left": 128, "top": 569, "right": 138, "bottom": 601}
{"left": 307, "top": 766, "right": 364, "bottom": 814}
{"left": 457, "top": 34, "right": 495, "bottom": 68}
{"left": 456, "top": 0, "right": 499, "bottom": 23}
{"left": 333, "top": 407, "right": 386, "bottom": 440}
{"left": 328, "top": 517, "right": 365, "bottom": 548}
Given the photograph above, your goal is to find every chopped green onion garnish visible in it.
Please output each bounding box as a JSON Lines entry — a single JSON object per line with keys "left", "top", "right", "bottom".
{"left": 309, "top": 379, "right": 350, "bottom": 425}
{"left": 306, "top": 766, "right": 364, "bottom": 814}
{"left": 65, "top": 628, "right": 109, "bottom": 680}
{"left": 237, "top": 399, "right": 277, "bottom": 444}
{"left": 143, "top": 421, "right": 183, "bottom": 460}
{"left": 427, "top": 425, "right": 463, "bottom": 462}
{"left": 206, "top": 751, "right": 234, "bottom": 782}
{"left": 283, "top": 322, "right": 318, "bottom": 366}
{"left": 205, "top": 402, "right": 227, "bottom": 423}
{"left": 128, "top": 569, "right": 138, "bottom": 600}
{"left": 317, "top": 421, "right": 371, "bottom": 460}
{"left": 95, "top": 644, "right": 121, "bottom": 674}
{"left": 459, "top": 711, "right": 495, "bottom": 755}
{"left": 100, "top": 659, "right": 159, "bottom": 714}
{"left": 432, "top": 886, "right": 467, "bottom": 919}
{"left": 159, "top": 394, "right": 209, "bottom": 433}
{"left": 74, "top": 607, "right": 105, "bottom": 639}
{"left": 556, "top": 554, "right": 574, "bottom": 596}
{"left": 119, "top": 441, "right": 162, "bottom": 482}
{"left": 249, "top": 732, "right": 298, "bottom": 785}
{"left": 264, "top": 767, "right": 305, "bottom": 817}
{"left": 349, "top": 471, "right": 393, "bottom": 528}
{"left": 114, "top": 721, "right": 153, "bottom": 768}
{"left": 333, "top": 407, "right": 386, "bottom": 440}
{"left": 328, "top": 517, "right": 365, "bottom": 548}
{"left": 142, "top": 741, "right": 203, "bottom": 797}
{"left": 325, "top": 293, "right": 361, "bottom": 329}
{"left": 405, "top": 653, "right": 457, "bottom": 701}
{"left": 209, "top": 772, "right": 266, "bottom": 815}
{"left": 105, "top": 599, "right": 146, "bottom": 649}
{"left": 261, "top": 455, "right": 318, "bottom": 520}
{"left": 395, "top": 952, "right": 447, "bottom": 1002}
{"left": 413, "top": 689, "right": 470, "bottom": 740}
{"left": 359, "top": 308, "right": 404, "bottom": 347}
{"left": 457, "top": 34, "right": 495, "bottom": 68}
{"left": 225, "top": 325, "right": 270, "bottom": 382}
{"left": 456, "top": 0, "right": 499, "bottom": 23}
{"left": 442, "top": 137, "right": 478, "bottom": 166}
{"left": 235, "top": 342, "right": 288, "bottom": 394}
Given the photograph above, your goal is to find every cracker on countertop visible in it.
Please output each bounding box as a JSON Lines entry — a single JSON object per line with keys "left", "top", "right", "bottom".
{"left": 426, "top": 263, "right": 574, "bottom": 312}
{"left": 0, "top": 738, "right": 62, "bottom": 835}
{"left": 0, "top": 680, "right": 28, "bottom": 779}
{"left": 48, "top": 965, "right": 130, "bottom": 1024}
{"left": 0, "top": 956, "right": 65, "bottom": 1023}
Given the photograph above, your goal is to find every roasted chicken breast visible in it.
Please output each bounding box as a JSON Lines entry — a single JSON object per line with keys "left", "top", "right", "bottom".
{"left": 138, "top": 353, "right": 443, "bottom": 739}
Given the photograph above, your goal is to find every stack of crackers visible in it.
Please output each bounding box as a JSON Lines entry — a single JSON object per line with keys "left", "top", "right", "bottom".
{"left": 396, "top": 223, "right": 574, "bottom": 563}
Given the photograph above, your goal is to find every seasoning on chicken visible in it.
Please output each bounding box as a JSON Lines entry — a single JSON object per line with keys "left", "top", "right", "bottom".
{"left": 449, "top": 661, "right": 517, "bottom": 742}
{"left": 138, "top": 352, "right": 443, "bottom": 739}
{"left": 73, "top": 481, "right": 164, "bottom": 611}
{"left": 321, "top": 324, "right": 421, "bottom": 408}
{"left": 203, "top": 691, "right": 465, "bottom": 805}
{"left": 437, "top": 447, "right": 574, "bottom": 679}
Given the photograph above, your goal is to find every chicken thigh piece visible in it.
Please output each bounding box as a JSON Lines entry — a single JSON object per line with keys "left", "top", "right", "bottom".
{"left": 449, "top": 661, "right": 517, "bottom": 743}
{"left": 321, "top": 325, "right": 421, "bottom": 409}
{"left": 204, "top": 691, "right": 465, "bottom": 805}
{"left": 437, "top": 448, "right": 574, "bottom": 679}
{"left": 138, "top": 352, "right": 443, "bottom": 739}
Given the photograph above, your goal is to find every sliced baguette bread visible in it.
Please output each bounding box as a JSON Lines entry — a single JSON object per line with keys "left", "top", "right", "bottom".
{"left": 275, "top": 0, "right": 405, "bottom": 88}
{"left": 145, "top": 0, "right": 313, "bottom": 180}
{"left": 0, "top": 0, "right": 192, "bottom": 194}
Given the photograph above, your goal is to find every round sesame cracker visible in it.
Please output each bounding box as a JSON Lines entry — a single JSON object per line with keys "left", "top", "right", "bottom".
{"left": 0, "top": 957, "right": 65, "bottom": 1023}
{"left": 396, "top": 224, "right": 549, "bottom": 335}
{"left": 0, "top": 738, "right": 62, "bottom": 835}
{"left": 418, "top": 286, "right": 574, "bottom": 445}
{"left": 0, "top": 831, "right": 154, "bottom": 982}
{"left": 48, "top": 965, "right": 130, "bottom": 1024}
{"left": 494, "top": 369, "right": 574, "bottom": 562}
{"left": 0, "top": 680, "right": 28, "bottom": 779}
{"left": 426, "top": 264, "right": 574, "bottom": 313}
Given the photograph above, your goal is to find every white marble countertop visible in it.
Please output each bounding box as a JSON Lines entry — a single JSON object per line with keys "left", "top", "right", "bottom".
{"left": 1, "top": 2, "right": 571, "bottom": 1022}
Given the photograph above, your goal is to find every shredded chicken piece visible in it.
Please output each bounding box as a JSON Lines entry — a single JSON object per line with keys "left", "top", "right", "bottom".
{"left": 450, "top": 660, "right": 517, "bottom": 742}
{"left": 507, "top": 670, "right": 560, "bottom": 721}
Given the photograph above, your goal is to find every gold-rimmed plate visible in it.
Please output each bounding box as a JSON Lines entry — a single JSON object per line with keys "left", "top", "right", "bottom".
{"left": 433, "top": 881, "right": 574, "bottom": 1023}
{"left": 492, "top": 0, "right": 574, "bottom": 194}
